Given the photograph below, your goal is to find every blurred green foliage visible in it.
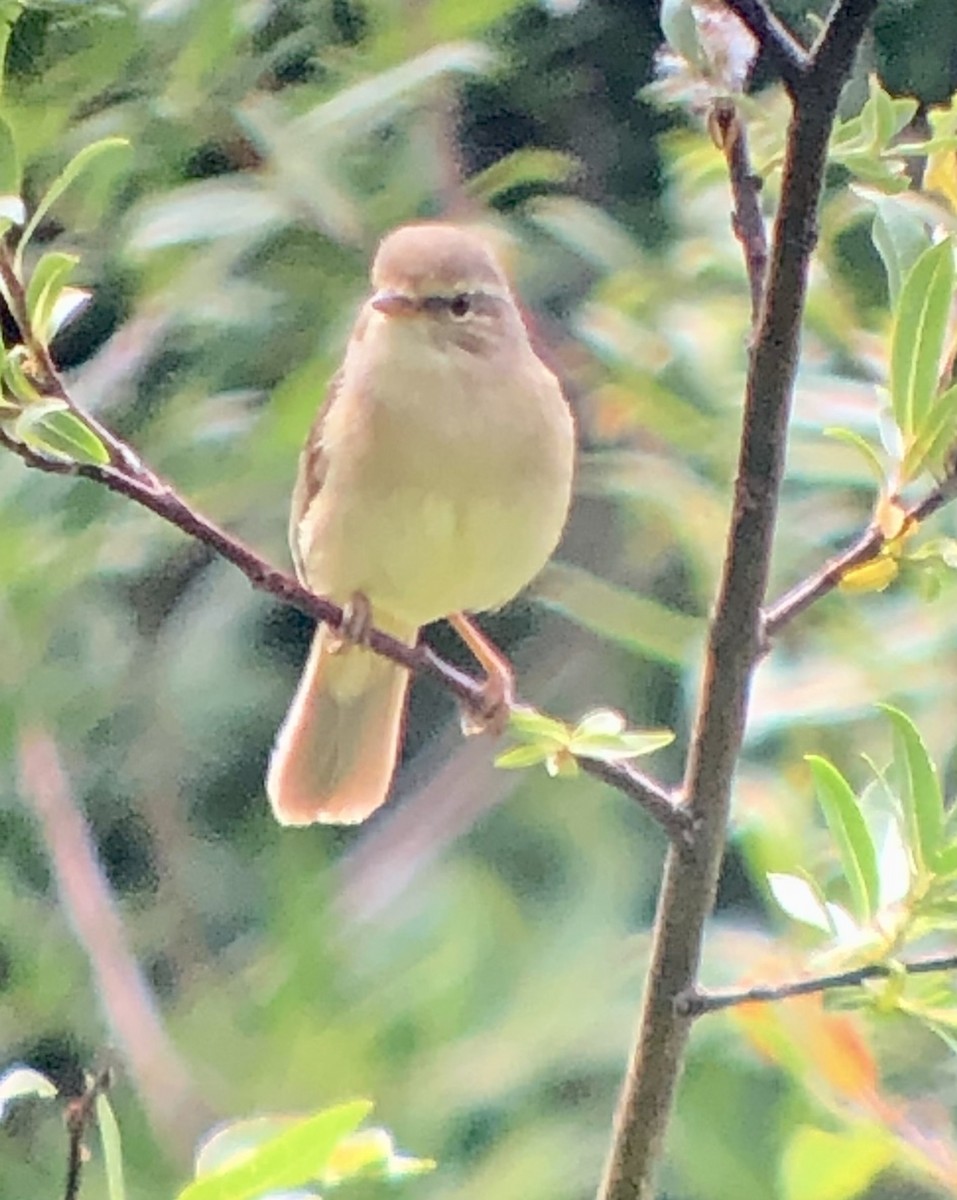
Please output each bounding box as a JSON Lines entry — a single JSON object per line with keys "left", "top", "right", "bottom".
{"left": 4, "top": 1, "right": 957, "bottom": 1199}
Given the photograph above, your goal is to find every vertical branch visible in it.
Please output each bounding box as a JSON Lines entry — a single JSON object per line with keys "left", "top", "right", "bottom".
{"left": 597, "top": 3, "right": 880, "bottom": 1197}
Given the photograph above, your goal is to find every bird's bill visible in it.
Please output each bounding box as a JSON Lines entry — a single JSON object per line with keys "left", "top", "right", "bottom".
{"left": 370, "top": 289, "right": 418, "bottom": 317}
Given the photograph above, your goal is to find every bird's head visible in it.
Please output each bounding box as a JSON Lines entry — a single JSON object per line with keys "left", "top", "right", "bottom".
{"left": 368, "top": 223, "right": 518, "bottom": 354}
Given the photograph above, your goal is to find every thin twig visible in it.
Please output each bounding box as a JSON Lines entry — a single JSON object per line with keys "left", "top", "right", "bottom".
{"left": 677, "top": 952, "right": 957, "bottom": 1016}
{"left": 63, "top": 1068, "right": 112, "bottom": 1200}
{"left": 597, "top": 3, "right": 882, "bottom": 1197}
{"left": 0, "top": 250, "right": 143, "bottom": 475}
{"left": 712, "top": 98, "right": 768, "bottom": 323}
{"left": 579, "top": 758, "right": 690, "bottom": 847}
{"left": 764, "top": 477, "right": 957, "bottom": 638}
{"left": 721, "top": 0, "right": 810, "bottom": 93}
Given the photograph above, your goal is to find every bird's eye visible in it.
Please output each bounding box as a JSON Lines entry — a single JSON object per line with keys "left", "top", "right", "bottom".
{"left": 448, "top": 293, "right": 472, "bottom": 319}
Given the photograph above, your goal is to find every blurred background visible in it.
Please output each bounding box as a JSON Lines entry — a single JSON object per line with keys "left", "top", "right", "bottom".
{"left": 3, "top": 0, "right": 957, "bottom": 1197}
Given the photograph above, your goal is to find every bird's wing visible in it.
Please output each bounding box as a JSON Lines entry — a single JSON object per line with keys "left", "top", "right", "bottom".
{"left": 289, "top": 369, "right": 342, "bottom": 581}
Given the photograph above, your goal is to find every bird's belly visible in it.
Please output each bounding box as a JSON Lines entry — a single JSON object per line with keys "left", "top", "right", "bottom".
{"left": 297, "top": 334, "right": 573, "bottom": 626}
{"left": 307, "top": 475, "right": 564, "bottom": 627}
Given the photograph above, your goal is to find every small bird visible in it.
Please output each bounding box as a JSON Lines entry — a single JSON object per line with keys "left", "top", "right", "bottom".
{"left": 267, "top": 222, "right": 575, "bottom": 825}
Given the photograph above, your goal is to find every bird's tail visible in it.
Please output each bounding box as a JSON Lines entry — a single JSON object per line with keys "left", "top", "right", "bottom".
{"left": 267, "top": 617, "right": 416, "bottom": 825}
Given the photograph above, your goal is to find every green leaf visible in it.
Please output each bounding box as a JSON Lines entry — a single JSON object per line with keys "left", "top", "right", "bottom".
{"left": 178, "top": 1100, "right": 372, "bottom": 1200}
{"left": 467, "top": 149, "right": 580, "bottom": 203}
{"left": 495, "top": 743, "right": 554, "bottom": 770}
{"left": 25, "top": 250, "right": 79, "bottom": 343}
{"left": 868, "top": 196, "right": 930, "bottom": 307}
{"left": 16, "top": 136, "right": 129, "bottom": 272}
{"left": 0, "top": 1065, "right": 57, "bottom": 1119}
{"left": 933, "top": 841, "right": 957, "bottom": 876}
{"left": 0, "top": 193, "right": 24, "bottom": 227}
{"left": 532, "top": 561, "right": 702, "bottom": 665}
{"left": 3, "top": 349, "right": 43, "bottom": 404}
{"left": 806, "top": 756, "right": 880, "bottom": 922}
{"left": 96, "top": 1093, "right": 126, "bottom": 1200}
{"left": 905, "top": 382, "right": 957, "bottom": 480}
{"left": 767, "top": 872, "right": 834, "bottom": 934}
{"left": 506, "top": 705, "right": 570, "bottom": 743}
{"left": 879, "top": 704, "right": 943, "bottom": 872}
{"left": 823, "top": 426, "right": 888, "bottom": 486}
{"left": 860, "top": 76, "right": 918, "bottom": 151}
{"left": 27, "top": 408, "right": 110, "bottom": 465}
{"left": 291, "top": 43, "right": 494, "bottom": 141}
{"left": 781, "top": 1125, "right": 894, "bottom": 1200}
{"left": 568, "top": 727, "right": 674, "bottom": 762}
{"left": 889, "top": 239, "right": 955, "bottom": 438}
{"left": 323, "top": 1127, "right": 435, "bottom": 1183}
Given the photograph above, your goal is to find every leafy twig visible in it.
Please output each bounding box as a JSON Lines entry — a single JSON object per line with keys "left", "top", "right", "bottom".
{"left": 677, "top": 952, "right": 957, "bottom": 1016}
{"left": 764, "top": 476, "right": 957, "bottom": 638}
{"left": 597, "top": 3, "right": 882, "bottom": 1197}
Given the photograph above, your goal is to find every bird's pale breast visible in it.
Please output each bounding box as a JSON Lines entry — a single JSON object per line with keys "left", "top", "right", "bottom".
{"left": 296, "top": 311, "right": 574, "bottom": 628}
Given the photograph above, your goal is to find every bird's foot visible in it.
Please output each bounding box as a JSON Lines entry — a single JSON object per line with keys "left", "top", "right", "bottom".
{"left": 329, "top": 591, "right": 373, "bottom": 654}
{"left": 449, "top": 612, "right": 515, "bottom": 737}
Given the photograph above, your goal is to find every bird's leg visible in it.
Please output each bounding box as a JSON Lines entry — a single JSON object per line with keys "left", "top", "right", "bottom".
{"left": 449, "top": 612, "right": 515, "bottom": 736}
{"left": 328, "top": 590, "right": 373, "bottom": 654}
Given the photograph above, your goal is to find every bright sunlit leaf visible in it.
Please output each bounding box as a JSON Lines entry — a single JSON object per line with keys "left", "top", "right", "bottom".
{"left": 838, "top": 552, "right": 899, "bottom": 593}
{"left": 879, "top": 704, "right": 944, "bottom": 873}
{"left": 323, "top": 1127, "right": 435, "bottom": 1183}
{"left": 0, "top": 1065, "right": 57, "bottom": 1119}
{"left": 768, "top": 872, "right": 834, "bottom": 934}
{"left": 15, "top": 136, "right": 130, "bottom": 272}
{"left": 96, "top": 1093, "right": 126, "bottom": 1200}
{"left": 25, "top": 250, "right": 79, "bottom": 344}
{"left": 781, "top": 1125, "right": 894, "bottom": 1200}
{"left": 806, "top": 756, "right": 880, "bottom": 923}
{"left": 179, "top": 1101, "right": 373, "bottom": 1200}
{"left": 823, "top": 426, "right": 888, "bottom": 486}
{"left": 28, "top": 408, "right": 110, "bottom": 465}
{"left": 889, "top": 239, "right": 954, "bottom": 439}
{"left": 868, "top": 193, "right": 931, "bottom": 305}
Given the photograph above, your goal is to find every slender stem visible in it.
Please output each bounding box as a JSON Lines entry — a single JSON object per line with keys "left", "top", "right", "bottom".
{"left": 579, "top": 758, "right": 691, "bottom": 846}
{"left": 63, "top": 1069, "right": 112, "bottom": 1200}
{"left": 677, "top": 953, "right": 957, "bottom": 1016}
{"left": 721, "top": 0, "right": 810, "bottom": 93}
{"left": 764, "top": 478, "right": 957, "bottom": 637}
{"left": 712, "top": 99, "right": 768, "bottom": 324}
{"left": 597, "top": 4, "right": 881, "bottom": 1197}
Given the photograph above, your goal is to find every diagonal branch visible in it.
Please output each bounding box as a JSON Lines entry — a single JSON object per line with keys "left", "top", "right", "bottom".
{"left": 0, "top": 391, "right": 689, "bottom": 844}
{"left": 677, "top": 952, "right": 957, "bottom": 1015}
{"left": 764, "top": 476, "right": 957, "bottom": 638}
{"left": 597, "top": 2, "right": 881, "bottom": 1197}
{"left": 721, "top": 0, "right": 810, "bottom": 93}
